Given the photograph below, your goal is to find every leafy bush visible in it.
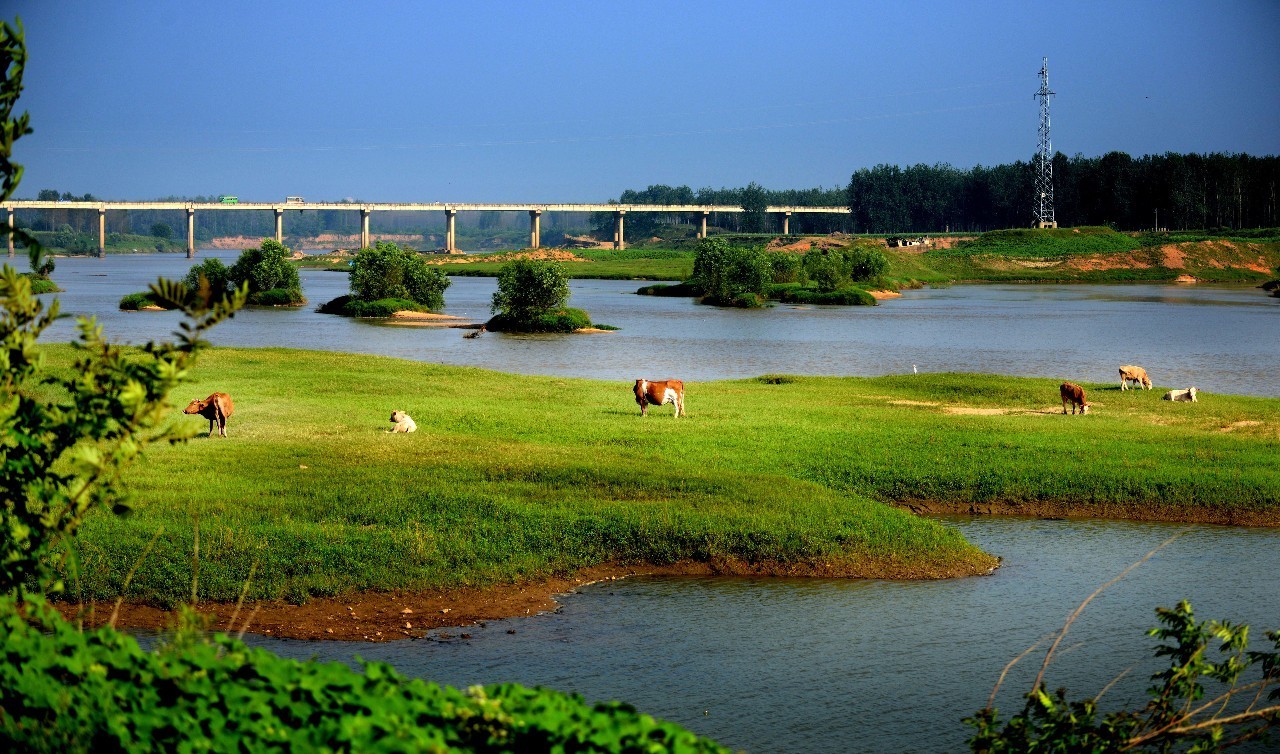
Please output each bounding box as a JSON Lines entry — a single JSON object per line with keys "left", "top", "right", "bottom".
{"left": 802, "top": 246, "right": 889, "bottom": 292}
{"left": 492, "top": 259, "right": 570, "bottom": 320}
{"left": 690, "top": 237, "right": 771, "bottom": 306}
{"left": 768, "top": 251, "right": 804, "bottom": 284}
{"left": 350, "top": 241, "right": 450, "bottom": 310}
{"left": 967, "top": 600, "right": 1280, "bottom": 752}
{"left": 0, "top": 596, "right": 730, "bottom": 754}
{"left": 181, "top": 258, "right": 232, "bottom": 297}
{"left": 248, "top": 287, "right": 304, "bottom": 307}
{"left": 229, "top": 239, "right": 304, "bottom": 305}
{"left": 318, "top": 295, "right": 423, "bottom": 318}
{"left": 488, "top": 306, "right": 592, "bottom": 333}
{"left": 636, "top": 281, "right": 700, "bottom": 297}
{"left": 118, "top": 291, "right": 168, "bottom": 310}
{"left": 768, "top": 283, "right": 875, "bottom": 306}
{"left": 24, "top": 273, "right": 56, "bottom": 294}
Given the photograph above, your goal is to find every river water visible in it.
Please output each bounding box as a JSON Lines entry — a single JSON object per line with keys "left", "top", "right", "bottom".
{"left": 16, "top": 249, "right": 1280, "bottom": 396}
{"left": 241, "top": 518, "right": 1280, "bottom": 753}
{"left": 18, "top": 251, "right": 1280, "bottom": 750}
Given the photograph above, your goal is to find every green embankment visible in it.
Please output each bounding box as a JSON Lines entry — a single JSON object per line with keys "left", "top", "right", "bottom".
{"left": 883, "top": 227, "right": 1280, "bottom": 285}
{"left": 297, "top": 248, "right": 696, "bottom": 280}
{"left": 52, "top": 347, "right": 1279, "bottom": 607}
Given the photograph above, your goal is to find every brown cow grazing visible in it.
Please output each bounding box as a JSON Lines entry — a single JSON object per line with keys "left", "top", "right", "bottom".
{"left": 1059, "top": 382, "right": 1090, "bottom": 415}
{"left": 183, "top": 392, "right": 234, "bottom": 437}
{"left": 634, "top": 379, "right": 685, "bottom": 418}
{"left": 1119, "top": 365, "right": 1153, "bottom": 391}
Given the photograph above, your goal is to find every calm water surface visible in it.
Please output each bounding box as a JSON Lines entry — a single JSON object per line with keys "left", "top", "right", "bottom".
{"left": 246, "top": 518, "right": 1280, "bottom": 753}
{"left": 20, "top": 250, "right": 1280, "bottom": 396}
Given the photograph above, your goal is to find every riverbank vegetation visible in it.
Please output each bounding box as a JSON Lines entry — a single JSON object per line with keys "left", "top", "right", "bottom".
{"left": 318, "top": 241, "right": 451, "bottom": 317}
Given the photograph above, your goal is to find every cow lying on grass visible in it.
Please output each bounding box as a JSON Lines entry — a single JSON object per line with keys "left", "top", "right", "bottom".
{"left": 1163, "top": 387, "right": 1199, "bottom": 402}
{"left": 1060, "top": 382, "right": 1090, "bottom": 415}
{"left": 634, "top": 379, "right": 685, "bottom": 418}
{"left": 184, "top": 393, "right": 234, "bottom": 437}
{"left": 389, "top": 410, "right": 418, "bottom": 433}
{"left": 1119, "top": 364, "right": 1152, "bottom": 391}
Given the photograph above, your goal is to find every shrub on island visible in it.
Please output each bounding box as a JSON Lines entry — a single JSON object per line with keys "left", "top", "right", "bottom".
{"left": 319, "top": 241, "right": 450, "bottom": 317}
{"left": 120, "top": 241, "right": 305, "bottom": 311}
{"left": 118, "top": 291, "right": 163, "bottom": 310}
{"left": 768, "top": 283, "right": 876, "bottom": 306}
{"left": 226, "top": 239, "right": 305, "bottom": 306}
{"left": 486, "top": 259, "right": 609, "bottom": 332}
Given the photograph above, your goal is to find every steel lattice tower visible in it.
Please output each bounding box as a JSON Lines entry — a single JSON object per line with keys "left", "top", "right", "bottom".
{"left": 1033, "top": 57, "right": 1057, "bottom": 228}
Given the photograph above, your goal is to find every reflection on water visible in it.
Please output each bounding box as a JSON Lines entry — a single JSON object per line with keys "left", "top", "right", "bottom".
{"left": 246, "top": 519, "right": 1280, "bottom": 753}
{"left": 18, "top": 250, "right": 1280, "bottom": 396}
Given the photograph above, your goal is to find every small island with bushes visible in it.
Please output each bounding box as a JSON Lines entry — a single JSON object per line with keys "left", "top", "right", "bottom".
{"left": 120, "top": 239, "right": 306, "bottom": 310}
{"left": 318, "top": 241, "right": 451, "bottom": 317}
{"left": 486, "top": 258, "right": 615, "bottom": 333}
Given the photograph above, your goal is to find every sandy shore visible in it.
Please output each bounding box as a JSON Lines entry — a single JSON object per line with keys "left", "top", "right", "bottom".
{"left": 382, "top": 311, "right": 481, "bottom": 328}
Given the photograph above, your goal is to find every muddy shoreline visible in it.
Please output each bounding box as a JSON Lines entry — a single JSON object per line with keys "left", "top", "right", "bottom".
{"left": 896, "top": 499, "right": 1280, "bottom": 527}
{"left": 57, "top": 555, "right": 996, "bottom": 643}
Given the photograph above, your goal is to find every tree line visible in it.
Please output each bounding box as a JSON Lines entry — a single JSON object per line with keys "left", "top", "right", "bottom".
{"left": 848, "top": 152, "right": 1280, "bottom": 234}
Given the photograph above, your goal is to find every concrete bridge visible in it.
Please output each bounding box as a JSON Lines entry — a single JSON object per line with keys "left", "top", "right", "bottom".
{"left": 1, "top": 200, "right": 851, "bottom": 258}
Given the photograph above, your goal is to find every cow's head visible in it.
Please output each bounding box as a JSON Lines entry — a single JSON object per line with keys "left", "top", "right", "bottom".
{"left": 183, "top": 398, "right": 208, "bottom": 415}
{"left": 1081, "top": 403, "right": 1090, "bottom": 414}
{"left": 390, "top": 410, "right": 408, "bottom": 423}
{"left": 633, "top": 379, "right": 648, "bottom": 400}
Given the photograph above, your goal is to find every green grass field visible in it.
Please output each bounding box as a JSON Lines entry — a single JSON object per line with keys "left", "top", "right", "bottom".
{"left": 47, "top": 347, "right": 1279, "bottom": 608}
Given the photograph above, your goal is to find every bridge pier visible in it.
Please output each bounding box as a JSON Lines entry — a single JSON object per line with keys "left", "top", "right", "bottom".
{"left": 698, "top": 211, "right": 708, "bottom": 239}
{"left": 529, "top": 209, "right": 541, "bottom": 249}
{"left": 360, "top": 208, "right": 371, "bottom": 249}
{"left": 274, "top": 209, "right": 283, "bottom": 243}
{"left": 186, "top": 208, "right": 195, "bottom": 258}
{"left": 781, "top": 211, "right": 791, "bottom": 235}
{"left": 445, "top": 209, "right": 456, "bottom": 253}
{"left": 7, "top": 208, "right": 13, "bottom": 257}
{"left": 97, "top": 208, "right": 106, "bottom": 257}
{"left": 613, "top": 210, "right": 626, "bottom": 250}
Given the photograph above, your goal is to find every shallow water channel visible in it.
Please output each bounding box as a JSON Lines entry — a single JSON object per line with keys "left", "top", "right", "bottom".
{"left": 243, "top": 518, "right": 1280, "bottom": 753}
{"left": 20, "top": 249, "right": 1280, "bottom": 396}
{"left": 22, "top": 251, "right": 1280, "bottom": 750}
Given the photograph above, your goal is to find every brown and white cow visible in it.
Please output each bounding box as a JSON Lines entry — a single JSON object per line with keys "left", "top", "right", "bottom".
{"left": 1059, "top": 382, "right": 1090, "bottom": 415}
{"left": 634, "top": 379, "right": 685, "bottom": 418}
{"left": 1118, "top": 365, "right": 1152, "bottom": 391}
{"left": 183, "top": 392, "right": 234, "bottom": 437}
{"left": 1163, "top": 387, "right": 1198, "bottom": 402}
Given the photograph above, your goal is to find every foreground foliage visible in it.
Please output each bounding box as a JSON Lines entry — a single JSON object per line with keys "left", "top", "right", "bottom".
{"left": 968, "top": 601, "right": 1279, "bottom": 752}
{"left": 0, "top": 595, "right": 729, "bottom": 754}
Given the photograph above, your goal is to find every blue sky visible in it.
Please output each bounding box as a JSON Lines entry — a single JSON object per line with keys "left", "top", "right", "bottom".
{"left": 9, "top": 0, "right": 1279, "bottom": 202}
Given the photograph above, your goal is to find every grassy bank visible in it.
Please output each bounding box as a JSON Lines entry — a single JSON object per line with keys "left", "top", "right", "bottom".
{"left": 46, "top": 347, "right": 1278, "bottom": 609}
{"left": 297, "top": 248, "right": 695, "bottom": 280}
{"left": 883, "top": 227, "right": 1280, "bottom": 285}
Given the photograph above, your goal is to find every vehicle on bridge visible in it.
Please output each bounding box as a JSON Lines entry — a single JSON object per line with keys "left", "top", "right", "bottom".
{"left": 285, "top": 196, "right": 305, "bottom": 204}
{"left": 217, "top": 195, "right": 239, "bottom": 204}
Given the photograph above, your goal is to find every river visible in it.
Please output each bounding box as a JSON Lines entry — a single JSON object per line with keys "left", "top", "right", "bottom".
{"left": 17, "top": 249, "right": 1280, "bottom": 396}
{"left": 18, "top": 251, "right": 1280, "bottom": 751}
{"left": 242, "top": 518, "right": 1280, "bottom": 753}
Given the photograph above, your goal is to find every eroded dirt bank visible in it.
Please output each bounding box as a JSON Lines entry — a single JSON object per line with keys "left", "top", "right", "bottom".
{"left": 59, "top": 556, "right": 995, "bottom": 643}
{"left": 897, "top": 500, "right": 1280, "bottom": 527}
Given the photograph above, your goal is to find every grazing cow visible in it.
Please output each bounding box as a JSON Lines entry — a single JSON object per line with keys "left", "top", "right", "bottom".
{"left": 1163, "top": 387, "right": 1198, "bottom": 402}
{"left": 1119, "top": 365, "right": 1153, "bottom": 391}
{"left": 1059, "top": 382, "right": 1090, "bottom": 415}
{"left": 634, "top": 379, "right": 685, "bottom": 418}
{"left": 184, "top": 392, "right": 234, "bottom": 437}
{"left": 389, "top": 410, "right": 418, "bottom": 433}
